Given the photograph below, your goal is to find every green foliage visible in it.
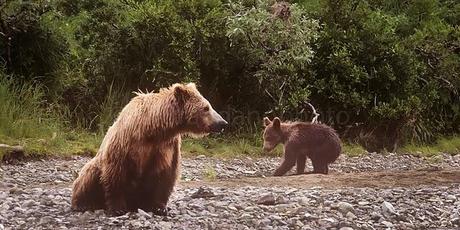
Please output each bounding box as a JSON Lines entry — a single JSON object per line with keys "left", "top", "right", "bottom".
{"left": 226, "top": 0, "right": 319, "bottom": 115}
{"left": 343, "top": 144, "right": 368, "bottom": 157}
{"left": 0, "top": 73, "right": 60, "bottom": 139}
{"left": 182, "top": 134, "right": 284, "bottom": 158}
{"left": 0, "top": 0, "right": 458, "bottom": 154}
{"left": 0, "top": 71, "right": 100, "bottom": 156}
{"left": 307, "top": 0, "right": 459, "bottom": 149}
{"left": 203, "top": 164, "right": 217, "bottom": 181}
{"left": 0, "top": 1, "right": 68, "bottom": 86}
{"left": 401, "top": 136, "right": 460, "bottom": 157}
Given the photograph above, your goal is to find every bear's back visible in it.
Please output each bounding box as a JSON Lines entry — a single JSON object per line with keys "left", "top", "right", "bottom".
{"left": 288, "top": 122, "right": 341, "bottom": 151}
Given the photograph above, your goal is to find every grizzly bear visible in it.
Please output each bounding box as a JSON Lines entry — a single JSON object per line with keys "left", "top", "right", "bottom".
{"left": 71, "top": 83, "right": 227, "bottom": 216}
{"left": 262, "top": 117, "right": 341, "bottom": 176}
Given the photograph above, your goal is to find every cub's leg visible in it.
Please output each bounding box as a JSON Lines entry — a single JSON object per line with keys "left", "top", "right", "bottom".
{"left": 312, "top": 160, "right": 328, "bottom": 174}
{"left": 296, "top": 154, "right": 307, "bottom": 175}
{"left": 274, "top": 149, "right": 297, "bottom": 176}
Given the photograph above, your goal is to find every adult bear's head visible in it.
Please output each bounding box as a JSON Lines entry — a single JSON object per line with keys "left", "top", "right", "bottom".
{"left": 172, "top": 83, "right": 228, "bottom": 136}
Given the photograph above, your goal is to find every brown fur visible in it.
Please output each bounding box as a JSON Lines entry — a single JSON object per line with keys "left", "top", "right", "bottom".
{"left": 71, "top": 83, "right": 227, "bottom": 215}
{"left": 263, "top": 117, "right": 341, "bottom": 176}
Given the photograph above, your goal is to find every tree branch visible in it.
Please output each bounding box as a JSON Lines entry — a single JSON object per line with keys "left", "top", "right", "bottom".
{"left": 305, "top": 102, "right": 319, "bottom": 123}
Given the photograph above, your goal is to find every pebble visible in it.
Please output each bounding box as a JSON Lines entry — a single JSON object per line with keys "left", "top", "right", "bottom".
{"left": 137, "top": 209, "right": 152, "bottom": 218}
{"left": 339, "top": 227, "right": 353, "bottom": 230}
{"left": 381, "top": 220, "right": 394, "bottom": 228}
{"left": 257, "top": 193, "right": 276, "bottom": 205}
{"left": 0, "top": 155, "right": 458, "bottom": 229}
{"left": 337, "top": 201, "right": 355, "bottom": 214}
{"left": 382, "top": 201, "right": 397, "bottom": 216}
{"left": 446, "top": 195, "right": 456, "bottom": 201}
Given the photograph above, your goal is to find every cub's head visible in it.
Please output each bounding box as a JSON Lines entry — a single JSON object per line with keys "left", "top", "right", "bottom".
{"left": 173, "top": 83, "right": 228, "bottom": 136}
{"left": 262, "top": 117, "right": 283, "bottom": 152}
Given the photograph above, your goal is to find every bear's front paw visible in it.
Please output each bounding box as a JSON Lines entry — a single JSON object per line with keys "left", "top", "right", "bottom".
{"left": 107, "top": 208, "right": 128, "bottom": 216}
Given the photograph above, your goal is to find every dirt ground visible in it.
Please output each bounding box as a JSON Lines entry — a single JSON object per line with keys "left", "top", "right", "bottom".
{"left": 180, "top": 167, "right": 460, "bottom": 189}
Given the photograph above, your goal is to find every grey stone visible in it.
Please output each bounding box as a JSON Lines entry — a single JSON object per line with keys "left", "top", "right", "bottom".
{"left": 339, "top": 227, "right": 354, "bottom": 230}
{"left": 257, "top": 193, "right": 276, "bottom": 205}
{"left": 338, "top": 201, "right": 355, "bottom": 214}
{"left": 446, "top": 195, "right": 456, "bottom": 201}
{"left": 381, "top": 220, "right": 394, "bottom": 228}
{"left": 382, "top": 201, "right": 396, "bottom": 215}
{"left": 137, "top": 209, "right": 152, "bottom": 218}
{"left": 346, "top": 212, "right": 357, "bottom": 220}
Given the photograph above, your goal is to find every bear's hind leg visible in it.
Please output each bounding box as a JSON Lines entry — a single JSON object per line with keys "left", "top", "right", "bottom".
{"left": 101, "top": 168, "right": 129, "bottom": 216}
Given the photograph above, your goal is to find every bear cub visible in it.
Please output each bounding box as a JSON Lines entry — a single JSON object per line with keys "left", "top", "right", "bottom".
{"left": 262, "top": 117, "right": 341, "bottom": 176}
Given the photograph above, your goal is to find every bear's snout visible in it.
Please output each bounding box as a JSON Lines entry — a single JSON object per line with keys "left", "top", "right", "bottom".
{"left": 208, "top": 109, "right": 228, "bottom": 133}
{"left": 209, "top": 119, "right": 228, "bottom": 133}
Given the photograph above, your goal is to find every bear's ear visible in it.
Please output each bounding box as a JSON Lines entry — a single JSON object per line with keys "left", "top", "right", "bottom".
{"left": 272, "top": 117, "right": 281, "bottom": 129}
{"left": 186, "top": 82, "right": 197, "bottom": 89}
{"left": 263, "top": 117, "right": 271, "bottom": 127}
{"left": 173, "top": 84, "right": 190, "bottom": 105}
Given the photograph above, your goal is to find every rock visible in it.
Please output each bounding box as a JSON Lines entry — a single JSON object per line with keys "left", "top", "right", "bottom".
{"left": 324, "top": 200, "right": 333, "bottom": 206}
{"left": 21, "top": 200, "right": 35, "bottom": 208}
{"left": 371, "top": 212, "right": 382, "bottom": 221}
{"left": 453, "top": 154, "right": 460, "bottom": 162}
{"left": 240, "top": 213, "right": 252, "bottom": 218}
{"left": 257, "top": 193, "right": 276, "bottom": 205}
{"left": 227, "top": 205, "right": 238, "bottom": 211}
{"left": 452, "top": 217, "right": 460, "bottom": 225}
{"left": 318, "top": 218, "right": 336, "bottom": 226}
{"left": 276, "top": 195, "right": 288, "bottom": 204}
{"left": 381, "top": 220, "right": 394, "bottom": 228}
{"left": 446, "top": 195, "right": 456, "bottom": 202}
{"left": 338, "top": 201, "right": 355, "bottom": 214}
{"left": 358, "top": 201, "right": 370, "bottom": 206}
{"left": 9, "top": 187, "right": 24, "bottom": 195}
{"left": 382, "top": 201, "right": 397, "bottom": 216}
{"left": 39, "top": 216, "right": 53, "bottom": 225}
{"left": 298, "top": 197, "right": 310, "bottom": 205}
{"left": 191, "top": 186, "right": 216, "bottom": 199}
{"left": 195, "top": 155, "right": 206, "bottom": 160}
{"left": 346, "top": 212, "right": 357, "bottom": 220}
{"left": 339, "top": 227, "right": 354, "bottom": 230}
{"left": 258, "top": 218, "right": 271, "bottom": 227}
{"left": 137, "top": 209, "right": 152, "bottom": 218}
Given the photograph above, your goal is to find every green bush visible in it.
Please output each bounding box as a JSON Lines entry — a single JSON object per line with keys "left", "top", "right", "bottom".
{"left": 0, "top": 0, "right": 458, "bottom": 153}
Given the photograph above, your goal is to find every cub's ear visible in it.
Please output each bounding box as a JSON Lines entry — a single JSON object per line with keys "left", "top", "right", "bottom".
{"left": 272, "top": 117, "right": 281, "bottom": 129}
{"left": 263, "top": 117, "right": 271, "bottom": 127}
{"left": 173, "top": 84, "right": 190, "bottom": 105}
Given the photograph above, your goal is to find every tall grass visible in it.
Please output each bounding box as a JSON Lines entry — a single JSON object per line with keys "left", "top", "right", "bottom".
{"left": 97, "top": 82, "right": 131, "bottom": 135}
{"left": 0, "top": 75, "right": 100, "bottom": 156}
{"left": 401, "top": 136, "right": 460, "bottom": 157}
{"left": 0, "top": 76, "right": 62, "bottom": 139}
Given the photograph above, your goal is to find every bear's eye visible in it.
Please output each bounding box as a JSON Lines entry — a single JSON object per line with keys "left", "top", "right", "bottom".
{"left": 203, "top": 106, "right": 210, "bottom": 112}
